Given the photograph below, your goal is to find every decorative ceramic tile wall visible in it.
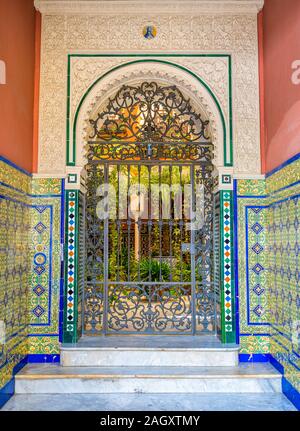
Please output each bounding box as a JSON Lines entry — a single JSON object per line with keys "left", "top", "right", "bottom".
{"left": 267, "top": 155, "right": 300, "bottom": 398}
{"left": 0, "top": 157, "right": 64, "bottom": 401}
{"left": 235, "top": 156, "right": 300, "bottom": 406}
{"left": 28, "top": 178, "right": 64, "bottom": 358}
{"left": 1, "top": 153, "right": 299, "bottom": 405}
{"left": 0, "top": 158, "right": 30, "bottom": 391}
{"left": 234, "top": 179, "right": 270, "bottom": 355}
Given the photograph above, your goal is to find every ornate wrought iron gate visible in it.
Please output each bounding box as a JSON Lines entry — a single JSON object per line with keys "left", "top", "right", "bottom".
{"left": 83, "top": 82, "right": 216, "bottom": 335}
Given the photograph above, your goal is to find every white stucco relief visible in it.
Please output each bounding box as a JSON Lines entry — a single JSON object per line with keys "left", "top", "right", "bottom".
{"left": 38, "top": 12, "right": 261, "bottom": 175}
{"left": 70, "top": 57, "right": 229, "bottom": 122}
{"left": 74, "top": 62, "right": 224, "bottom": 169}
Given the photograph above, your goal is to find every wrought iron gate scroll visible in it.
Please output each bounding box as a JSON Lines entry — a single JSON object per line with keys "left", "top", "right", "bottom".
{"left": 83, "top": 82, "right": 216, "bottom": 335}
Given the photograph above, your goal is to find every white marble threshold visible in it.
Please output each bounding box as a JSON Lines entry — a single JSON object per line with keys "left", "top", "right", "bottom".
{"left": 62, "top": 334, "right": 239, "bottom": 351}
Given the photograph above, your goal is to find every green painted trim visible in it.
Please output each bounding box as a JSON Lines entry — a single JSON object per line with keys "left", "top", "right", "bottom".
{"left": 228, "top": 55, "right": 233, "bottom": 167}
{"left": 66, "top": 55, "right": 232, "bottom": 167}
{"left": 66, "top": 58, "right": 71, "bottom": 167}
{"left": 69, "top": 54, "right": 231, "bottom": 58}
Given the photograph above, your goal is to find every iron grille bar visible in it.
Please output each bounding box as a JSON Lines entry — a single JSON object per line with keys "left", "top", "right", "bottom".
{"left": 103, "top": 163, "right": 109, "bottom": 334}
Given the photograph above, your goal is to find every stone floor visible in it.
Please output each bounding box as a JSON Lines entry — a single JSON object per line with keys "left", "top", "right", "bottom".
{"left": 2, "top": 393, "right": 296, "bottom": 411}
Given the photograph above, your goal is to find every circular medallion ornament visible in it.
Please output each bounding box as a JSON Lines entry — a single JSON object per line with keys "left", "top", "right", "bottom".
{"left": 143, "top": 25, "right": 157, "bottom": 40}
{"left": 34, "top": 252, "right": 47, "bottom": 266}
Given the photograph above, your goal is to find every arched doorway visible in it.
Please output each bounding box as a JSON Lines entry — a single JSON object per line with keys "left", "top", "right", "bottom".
{"left": 81, "top": 81, "right": 216, "bottom": 335}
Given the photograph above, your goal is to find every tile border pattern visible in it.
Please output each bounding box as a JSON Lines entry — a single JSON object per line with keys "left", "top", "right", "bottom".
{"left": 220, "top": 190, "right": 235, "bottom": 343}
{"left": 63, "top": 190, "right": 79, "bottom": 343}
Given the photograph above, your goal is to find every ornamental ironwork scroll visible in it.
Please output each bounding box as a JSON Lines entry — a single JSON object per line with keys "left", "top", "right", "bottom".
{"left": 86, "top": 141, "right": 213, "bottom": 163}
{"left": 89, "top": 81, "right": 210, "bottom": 143}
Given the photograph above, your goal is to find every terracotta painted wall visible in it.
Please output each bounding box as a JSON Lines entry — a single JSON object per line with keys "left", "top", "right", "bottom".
{"left": 0, "top": 0, "right": 36, "bottom": 173}
{"left": 263, "top": 0, "right": 300, "bottom": 172}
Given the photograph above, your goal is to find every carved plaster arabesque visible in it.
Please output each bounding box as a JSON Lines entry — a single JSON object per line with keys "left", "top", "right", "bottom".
{"left": 70, "top": 56, "right": 229, "bottom": 122}
{"left": 71, "top": 58, "right": 229, "bottom": 166}
{"left": 38, "top": 12, "right": 261, "bottom": 175}
{"left": 75, "top": 64, "right": 223, "bottom": 168}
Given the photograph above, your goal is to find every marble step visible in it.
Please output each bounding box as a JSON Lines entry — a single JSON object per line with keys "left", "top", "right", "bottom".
{"left": 3, "top": 393, "right": 296, "bottom": 411}
{"left": 15, "top": 363, "right": 282, "bottom": 394}
{"left": 61, "top": 336, "right": 239, "bottom": 367}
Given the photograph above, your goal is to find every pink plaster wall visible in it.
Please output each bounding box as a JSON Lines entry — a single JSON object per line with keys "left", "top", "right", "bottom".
{"left": 0, "top": 0, "right": 36, "bottom": 173}
{"left": 263, "top": 0, "right": 300, "bottom": 172}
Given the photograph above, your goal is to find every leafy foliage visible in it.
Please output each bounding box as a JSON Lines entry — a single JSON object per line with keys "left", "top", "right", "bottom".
{"left": 139, "top": 258, "right": 171, "bottom": 282}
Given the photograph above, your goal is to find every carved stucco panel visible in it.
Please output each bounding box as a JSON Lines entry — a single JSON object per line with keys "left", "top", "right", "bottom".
{"left": 69, "top": 59, "right": 227, "bottom": 168}
{"left": 171, "top": 57, "right": 229, "bottom": 118}
{"left": 70, "top": 56, "right": 229, "bottom": 123}
{"left": 70, "top": 57, "right": 129, "bottom": 120}
{"left": 169, "top": 16, "right": 196, "bottom": 51}
{"left": 74, "top": 64, "right": 223, "bottom": 168}
{"left": 66, "top": 16, "right": 89, "bottom": 50}
{"left": 232, "top": 52, "right": 260, "bottom": 174}
{"left": 87, "top": 16, "right": 110, "bottom": 49}
{"left": 38, "top": 13, "right": 261, "bottom": 174}
{"left": 44, "top": 13, "right": 259, "bottom": 53}
{"left": 235, "top": 118, "right": 259, "bottom": 173}
{"left": 212, "top": 15, "right": 257, "bottom": 53}
{"left": 39, "top": 84, "right": 66, "bottom": 173}
{"left": 191, "top": 16, "right": 214, "bottom": 50}
{"left": 42, "top": 15, "right": 66, "bottom": 51}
